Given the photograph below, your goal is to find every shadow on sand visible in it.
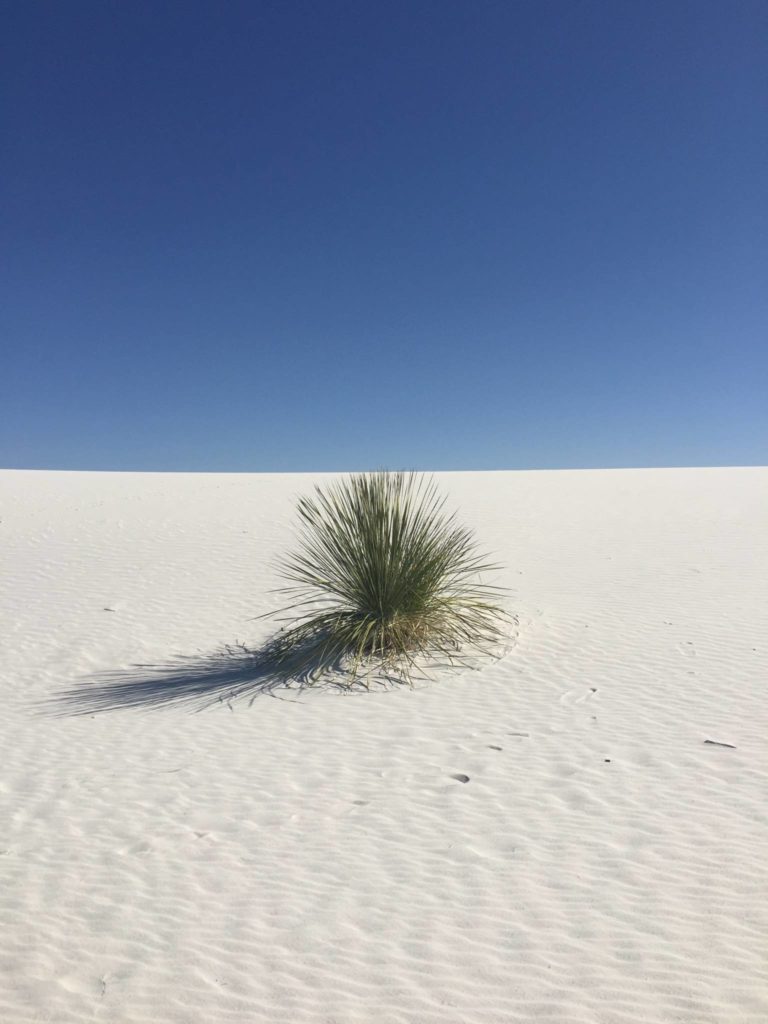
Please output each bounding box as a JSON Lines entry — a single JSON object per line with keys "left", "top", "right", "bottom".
{"left": 44, "top": 639, "right": 354, "bottom": 716}
{"left": 44, "top": 631, "right": 509, "bottom": 717}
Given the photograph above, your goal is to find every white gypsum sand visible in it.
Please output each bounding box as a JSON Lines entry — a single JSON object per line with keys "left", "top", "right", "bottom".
{"left": 0, "top": 467, "right": 766, "bottom": 1024}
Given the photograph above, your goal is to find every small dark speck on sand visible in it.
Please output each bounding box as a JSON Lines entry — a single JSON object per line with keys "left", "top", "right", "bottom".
{"left": 451, "top": 774, "right": 470, "bottom": 784}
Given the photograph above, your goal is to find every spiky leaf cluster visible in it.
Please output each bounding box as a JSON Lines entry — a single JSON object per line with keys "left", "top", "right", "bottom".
{"left": 266, "top": 471, "right": 507, "bottom": 685}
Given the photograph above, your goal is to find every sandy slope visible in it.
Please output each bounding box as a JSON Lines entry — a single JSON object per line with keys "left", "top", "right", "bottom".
{"left": 1, "top": 467, "right": 766, "bottom": 1024}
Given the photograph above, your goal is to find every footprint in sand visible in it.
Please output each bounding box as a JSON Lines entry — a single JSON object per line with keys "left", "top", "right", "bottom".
{"left": 559, "top": 687, "right": 598, "bottom": 706}
{"left": 126, "top": 841, "right": 152, "bottom": 856}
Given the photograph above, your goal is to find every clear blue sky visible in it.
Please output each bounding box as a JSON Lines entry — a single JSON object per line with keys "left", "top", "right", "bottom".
{"left": 2, "top": 1, "right": 766, "bottom": 471}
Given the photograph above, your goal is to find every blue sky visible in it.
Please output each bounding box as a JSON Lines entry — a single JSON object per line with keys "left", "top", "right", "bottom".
{"left": 2, "top": 1, "right": 766, "bottom": 471}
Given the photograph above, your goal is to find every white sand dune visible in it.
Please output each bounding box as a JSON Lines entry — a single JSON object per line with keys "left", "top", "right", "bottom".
{"left": 1, "top": 467, "right": 766, "bottom": 1024}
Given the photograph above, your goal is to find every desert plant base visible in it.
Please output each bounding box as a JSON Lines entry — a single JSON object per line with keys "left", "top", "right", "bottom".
{"left": 262, "top": 619, "right": 515, "bottom": 692}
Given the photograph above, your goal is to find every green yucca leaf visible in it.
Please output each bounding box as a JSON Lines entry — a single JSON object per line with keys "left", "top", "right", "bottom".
{"left": 264, "top": 471, "right": 509, "bottom": 686}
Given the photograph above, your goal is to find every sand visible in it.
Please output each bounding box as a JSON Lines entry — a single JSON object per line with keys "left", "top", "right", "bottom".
{"left": 1, "top": 467, "right": 766, "bottom": 1023}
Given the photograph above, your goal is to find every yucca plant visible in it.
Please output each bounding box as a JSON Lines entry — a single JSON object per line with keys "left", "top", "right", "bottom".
{"left": 263, "top": 471, "right": 508, "bottom": 686}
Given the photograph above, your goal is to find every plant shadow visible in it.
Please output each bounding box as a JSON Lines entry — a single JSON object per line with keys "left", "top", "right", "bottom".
{"left": 44, "top": 628, "right": 514, "bottom": 717}
{"left": 44, "top": 638, "right": 358, "bottom": 716}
